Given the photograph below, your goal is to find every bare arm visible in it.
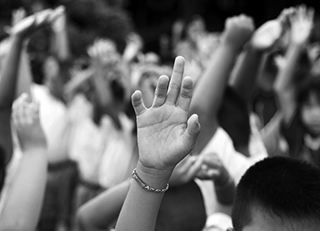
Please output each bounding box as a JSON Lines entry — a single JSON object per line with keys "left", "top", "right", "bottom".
{"left": 274, "top": 6, "right": 314, "bottom": 123}
{"left": 230, "top": 20, "right": 282, "bottom": 101}
{"left": 0, "top": 94, "right": 47, "bottom": 231}
{"left": 77, "top": 181, "right": 130, "bottom": 231}
{"left": 115, "top": 56, "right": 200, "bottom": 231}
{"left": 190, "top": 15, "right": 254, "bottom": 154}
{"left": 50, "top": 6, "right": 70, "bottom": 61}
{"left": 0, "top": 10, "right": 54, "bottom": 162}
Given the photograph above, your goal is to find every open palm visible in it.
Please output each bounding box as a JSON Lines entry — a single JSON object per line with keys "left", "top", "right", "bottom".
{"left": 132, "top": 57, "right": 200, "bottom": 171}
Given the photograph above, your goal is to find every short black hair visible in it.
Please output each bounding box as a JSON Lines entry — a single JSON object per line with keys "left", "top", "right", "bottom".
{"left": 232, "top": 157, "right": 320, "bottom": 230}
{"left": 218, "top": 86, "right": 250, "bottom": 152}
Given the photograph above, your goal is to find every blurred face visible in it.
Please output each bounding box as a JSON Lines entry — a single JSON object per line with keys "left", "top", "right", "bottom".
{"left": 301, "top": 92, "right": 320, "bottom": 135}
{"left": 187, "top": 18, "right": 205, "bottom": 42}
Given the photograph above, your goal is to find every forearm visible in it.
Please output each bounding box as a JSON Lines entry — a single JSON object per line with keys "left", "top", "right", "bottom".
{"left": 115, "top": 162, "right": 171, "bottom": 231}
{"left": 0, "top": 148, "right": 47, "bottom": 231}
{"left": 230, "top": 47, "right": 265, "bottom": 101}
{"left": 77, "top": 181, "right": 130, "bottom": 230}
{"left": 51, "top": 28, "right": 70, "bottom": 61}
{"left": 92, "top": 70, "right": 113, "bottom": 108}
{"left": 191, "top": 44, "right": 240, "bottom": 153}
{"left": 275, "top": 44, "right": 304, "bottom": 121}
{"left": 16, "top": 47, "right": 32, "bottom": 98}
{"left": 0, "top": 35, "right": 24, "bottom": 108}
{"left": 275, "top": 44, "right": 304, "bottom": 92}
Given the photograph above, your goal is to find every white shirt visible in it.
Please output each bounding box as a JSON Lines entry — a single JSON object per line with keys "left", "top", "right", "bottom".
{"left": 68, "top": 94, "right": 138, "bottom": 188}
{"left": 32, "top": 84, "right": 69, "bottom": 163}
{"left": 196, "top": 128, "right": 265, "bottom": 216}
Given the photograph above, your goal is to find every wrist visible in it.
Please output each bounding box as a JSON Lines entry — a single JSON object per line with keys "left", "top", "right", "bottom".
{"left": 136, "top": 161, "right": 172, "bottom": 190}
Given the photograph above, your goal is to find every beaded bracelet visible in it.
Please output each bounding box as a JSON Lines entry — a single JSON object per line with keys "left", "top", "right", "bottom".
{"left": 132, "top": 168, "right": 169, "bottom": 193}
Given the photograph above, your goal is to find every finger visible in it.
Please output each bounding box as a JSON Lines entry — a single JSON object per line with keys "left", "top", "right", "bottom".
{"left": 185, "top": 114, "right": 200, "bottom": 139}
{"left": 16, "top": 101, "right": 29, "bottom": 125}
{"left": 185, "top": 157, "right": 203, "bottom": 179}
{"left": 131, "top": 90, "right": 147, "bottom": 116}
{"left": 166, "top": 56, "right": 185, "bottom": 104}
{"left": 177, "top": 76, "right": 193, "bottom": 112}
{"left": 177, "top": 155, "right": 198, "bottom": 173}
{"left": 202, "top": 157, "right": 221, "bottom": 169}
{"left": 196, "top": 168, "right": 220, "bottom": 180}
{"left": 152, "top": 75, "right": 169, "bottom": 107}
{"left": 206, "top": 169, "right": 221, "bottom": 178}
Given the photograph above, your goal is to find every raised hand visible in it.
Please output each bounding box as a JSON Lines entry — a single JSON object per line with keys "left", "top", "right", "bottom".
{"left": 170, "top": 155, "right": 203, "bottom": 185}
{"left": 290, "top": 6, "right": 314, "bottom": 45}
{"left": 251, "top": 20, "right": 282, "bottom": 50}
{"left": 196, "top": 152, "right": 231, "bottom": 186}
{"left": 12, "top": 94, "right": 47, "bottom": 151}
{"left": 88, "top": 39, "right": 121, "bottom": 68}
{"left": 132, "top": 56, "right": 200, "bottom": 172}
{"left": 278, "top": 7, "right": 296, "bottom": 28}
{"left": 11, "top": 9, "right": 53, "bottom": 38}
{"left": 222, "top": 15, "right": 255, "bottom": 51}
{"left": 12, "top": 8, "right": 27, "bottom": 27}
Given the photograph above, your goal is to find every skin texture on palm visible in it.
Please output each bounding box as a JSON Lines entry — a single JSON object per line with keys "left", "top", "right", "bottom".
{"left": 132, "top": 56, "right": 200, "bottom": 172}
{"left": 115, "top": 56, "right": 200, "bottom": 231}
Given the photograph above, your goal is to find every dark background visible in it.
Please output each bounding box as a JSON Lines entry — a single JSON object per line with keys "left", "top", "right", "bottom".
{"left": 0, "top": 0, "right": 319, "bottom": 55}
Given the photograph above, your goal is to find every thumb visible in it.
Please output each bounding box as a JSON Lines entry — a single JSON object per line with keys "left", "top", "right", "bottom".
{"left": 184, "top": 114, "right": 200, "bottom": 147}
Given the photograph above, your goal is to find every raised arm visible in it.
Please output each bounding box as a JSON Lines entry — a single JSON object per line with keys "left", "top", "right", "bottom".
{"left": 115, "top": 56, "right": 200, "bottom": 231}
{"left": 77, "top": 181, "right": 130, "bottom": 231}
{"left": 190, "top": 15, "right": 254, "bottom": 154}
{"left": 230, "top": 19, "right": 282, "bottom": 101}
{"left": 50, "top": 6, "right": 70, "bottom": 61}
{"left": 0, "top": 10, "right": 53, "bottom": 162}
{"left": 274, "top": 6, "right": 314, "bottom": 123}
{"left": 0, "top": 94, "right": 47, "bottom": 231}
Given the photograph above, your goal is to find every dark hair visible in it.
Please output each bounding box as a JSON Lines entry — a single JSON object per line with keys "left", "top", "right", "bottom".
{"left": 232, "top": 157, "right": 320, "bottom": 230}
{"left": 218, "top": 86, "right": 250, "bottom": 153}
{"left": 297, "top": 74, "right": 320, "bottom": 107}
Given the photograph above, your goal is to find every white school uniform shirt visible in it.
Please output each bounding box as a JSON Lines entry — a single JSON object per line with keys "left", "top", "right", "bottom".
{"left": 196, "top": 128, "right": 266, "bottom": 217}
{"left": 68, "top": 94, "right": 138, "bottom": 188}
{"left": 32, "top": 84, "right": 69, "bottom": 163}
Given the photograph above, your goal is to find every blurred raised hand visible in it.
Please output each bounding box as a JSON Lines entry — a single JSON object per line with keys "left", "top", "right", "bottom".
{"left": 12, "top": 8, "right": 27, "bottom": 27}
{"left": 11, "top": 9, "right": 53, "bottom": 38}
{"left": 222, "top": 15, "right": 255, "bottom": 51}
{"left": 290, "top": 5, "right": 314, "bottom": 45}
{"left": 12, "top": 94, "right": 47, "bottom": 151}
{"left": 196, "top": 152, "right": 231, "bottom": 186}
{"left": 132, "top": 56, "right": 200, "bottom": 172}
{"left": 51, "top": 6, "right": 66, "bottom": 32}
{"left": 251, "top": 20, "right": 282, "bottom": 50}
{"left": 88, "top": 39, "right": 121, "bottom": 68}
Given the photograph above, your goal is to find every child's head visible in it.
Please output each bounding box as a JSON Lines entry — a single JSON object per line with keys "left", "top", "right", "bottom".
{"left": 297, "top": 76, "right": 320, "bottom": 136}
{"left": 232, "top": 157, "right": 320, "bottom": 231}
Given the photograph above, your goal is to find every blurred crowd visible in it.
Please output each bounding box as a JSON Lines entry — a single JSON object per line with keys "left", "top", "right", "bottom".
{"left": 0, "top": 1, "right": 320, "bottom": 231}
